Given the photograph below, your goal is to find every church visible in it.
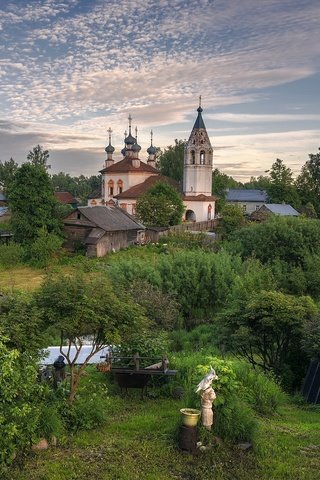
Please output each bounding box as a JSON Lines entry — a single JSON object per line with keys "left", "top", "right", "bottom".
{"left": 88, "top": 102, "right": 216, "bottom": 223}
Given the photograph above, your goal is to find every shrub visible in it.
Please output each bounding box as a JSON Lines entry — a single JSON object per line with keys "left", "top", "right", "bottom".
{"left": 0, "top": 338, "right": 43, "bottom": 474}
{"left": 0, "top": 242, "right": 24, "bottom": 268}
{"left": 24, "top": 228, "right": 63, "bottom": 267}
{"left": 233, "top": 362, "right": 286, "bottom": 415}
{"left": 214, "top": 399, "right": 257, "bottom": 442}
{"left": 170, "top": 324, "right": 219, "bottom": 352}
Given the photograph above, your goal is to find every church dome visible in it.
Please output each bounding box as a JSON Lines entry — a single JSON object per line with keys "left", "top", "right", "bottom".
{"left": 124, "top": 133, "right": 136, "bottom": 145}
{"left": 132, "top": 142, "right": 141, "bottom": 153}
{"left": 147, "top": 145, "right": 156, "bottom": 155}
{"left": 105, "top": 143, "right": 115, "bottom": 154}
{"left": 121, "top": 146, "right": 127, "bottom": 156}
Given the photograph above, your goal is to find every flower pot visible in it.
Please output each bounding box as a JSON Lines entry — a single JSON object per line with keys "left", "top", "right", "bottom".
{"left": 180, "top": 408, "right": 201, "bottom": 427}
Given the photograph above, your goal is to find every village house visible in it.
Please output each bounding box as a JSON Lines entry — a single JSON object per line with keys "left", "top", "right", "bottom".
{"left": 225, "top": 189, "right": 268, "bottom": 215}
{"left": 63, "top": 205, "right": 145, "bottom": 257}
{"left": 251, "top": 203, "right": 300, "bottom": 221}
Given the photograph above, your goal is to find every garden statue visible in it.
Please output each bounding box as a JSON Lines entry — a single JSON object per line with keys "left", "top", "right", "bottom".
{"left": 196, "top": 367, "right": 218, "bottom": 430}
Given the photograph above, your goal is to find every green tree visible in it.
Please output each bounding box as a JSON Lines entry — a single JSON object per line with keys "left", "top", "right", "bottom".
{"left": 296, "top": 149, "right": 320, "bottom": 214}
{"left": 0, "top": 157, "right": 18, "bottom": 193}
{"left": 243, "top": 175, "right": 271, "bottom": 191}
{"left": 27, "top": 144, "right": 50, "bottom": 169}
{"left": 158, "top": 139, "right": 185, "bottom": 182}
{"left": 266, "top": 158, "right": 300, "bottom": 206}
{"left": 219, "top": 290, "right": 316, "bottom": 388}
{"left": 36, "top": 272, "right": 148, "bottom": 403}
{"left": 136, "top": 181, "right": 184, "bottom": 227}
{"left": 218, "top": 204, "right": 247, "bottom": 238}
{"left": 7, "top": 161, "right": 62, "bottom": 245}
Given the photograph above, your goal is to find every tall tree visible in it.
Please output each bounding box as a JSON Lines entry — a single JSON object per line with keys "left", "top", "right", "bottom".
{"left": 7, "top": 160, "right": 62, "bottom": 244}
{"left": 0, "top": 157, "right": 18, "bottom": 193}
{"left": 27, "top": 145, "right": 50, "bottom": 169}
{"left": 136, "top": 181, "right": 184, "bottom": 227}
{"left": 296, "top": 149, "right": 320, "bottom": 214}
{"left": 266, "top": 158, "right": 299, "bottom": 206}
{"left": 158, "top": 139, "right": 185, "bottom": 183}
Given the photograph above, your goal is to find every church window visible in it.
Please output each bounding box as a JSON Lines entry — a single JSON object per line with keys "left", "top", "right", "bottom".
{"left": 200, "top": 151, "right": 205, "bottom": 164}
{"left": 191, "top": 150, "right": 195, "bottom": 164}
{"left": 108, "top": 180, "right": 114, "bottom": 196}
{"left": 132, "top": 203, "right": 136, "bottom": 215}
{"left": 120, "top": 203, "right": 127, "bottom": 211}
{"left": 117, "top": 179, "right": 123, "bottom": 194}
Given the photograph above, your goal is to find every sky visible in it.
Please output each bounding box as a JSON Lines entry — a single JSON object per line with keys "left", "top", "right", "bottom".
{"left": 0, "top": 0, "right": 319, "bottom": 181}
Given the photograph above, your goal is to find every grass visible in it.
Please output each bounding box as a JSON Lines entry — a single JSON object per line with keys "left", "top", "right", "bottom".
{"left": 9, "top": 384, "right": 320, "bottom": 480}
{"left": 0, "top": 266, "right": 45, "bottom": 291}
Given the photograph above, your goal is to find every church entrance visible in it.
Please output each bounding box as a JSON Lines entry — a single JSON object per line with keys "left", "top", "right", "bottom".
{"left": 185, "top": 210, "right": 196, "bottom": 222}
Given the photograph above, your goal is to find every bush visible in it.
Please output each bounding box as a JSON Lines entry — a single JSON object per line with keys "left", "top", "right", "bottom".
{"left": 24, "top": 228, "right": 63, "bottom": 267}
{"left": 170, "top": 324, "right": 219, "bottom": 352}
{"left": 214, "top": 399, "right": 257, "bottom": 442}
{"left": 233, "top": 362, "right": 286, "bottom": 415}
{"left": 0, "top": 338, "right": 43, "bottom": 474}
{"left": 0, "top": 242, "right": 24, "bottom": 268}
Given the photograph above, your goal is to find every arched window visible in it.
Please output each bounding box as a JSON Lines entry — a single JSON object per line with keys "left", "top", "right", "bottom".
{"left": 190, "top": 150, "right": 195, "bottom": 165}
{"left": 117, "top": 179, "right": 123, "bottom": 194}
{"left": 200, "top": 151, "right": 205, "bottom": 165}
{"left": 208, "top": 204, "right": 212, "bottom": 220}
{"left": 108, "top": 180, "right": 114, "bottom": 196}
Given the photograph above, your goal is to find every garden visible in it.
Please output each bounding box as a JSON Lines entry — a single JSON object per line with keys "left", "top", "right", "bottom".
{"left": 1, "top": 218, "right": 320, "bottom": 479}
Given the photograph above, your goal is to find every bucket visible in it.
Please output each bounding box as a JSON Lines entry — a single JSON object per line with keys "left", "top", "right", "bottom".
{"left": 180, "top": 408, "right": 201, "bottom": 427}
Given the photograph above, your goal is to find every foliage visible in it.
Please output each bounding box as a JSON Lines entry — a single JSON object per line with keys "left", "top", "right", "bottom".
{"left": 0, "top": 242, "right": 24, "bottom": 268}
{"left": 136, "top": 181, "right": 184, "bottom": 227}
{"left": 36, "top": 272, "right": 148, "bottom": 402}
{"left": 212, "top": 168, "right": 240, "bottom": 211}
{"left": 27, "top": 145, "right": 50, "bottom": 169}
{"left": 243, "top": 175, "right": 271, "bottom": 191}
{"left": 157, "top": 139, "right": 185, "bottom": 182}
{"left": 219, "top": 290, "right": 316, "bottom": 389}
{"left": 51, "top": 172, "right": 101, "bottom": 205}
{"left": 0, "top": 157, "right": 18, "bottom": 193}
{"left": 266, "top": 158, "right": 300, "bottom": 207}
{"left": 159, "top": 231, "right": 216, "bottom": 251}
{"left": 218, "top": 203, "right": 247, "bottom": 238}
{"left": 24, "top": 228, "right": 63, "bottom": 267}
{"left": 7, "top": 161, "right": 62, "bottom": 245}
{"left": 170, "top": 324, "right": 219, "bottom": 352}
{"left": 233, "top": 362, "right": 286, "bottom": 415}
{"left": 0, "top": 291, "right": 46, "bottom": 355}
{"left": 296, "top": 150, "right": 320, "bottom": 214}
{"left": 228, "top": 216, "right": 320, "bottom": 267}
{"left": 0, "top": 338, "right": 43, "bottom": 474}
{"left": 301, "top": 314, "right": 320, "bottom": 359}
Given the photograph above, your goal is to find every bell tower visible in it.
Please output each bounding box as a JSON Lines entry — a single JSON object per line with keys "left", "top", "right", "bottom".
{"left": 183, "top": 98, "right": 213, "bottom": 196}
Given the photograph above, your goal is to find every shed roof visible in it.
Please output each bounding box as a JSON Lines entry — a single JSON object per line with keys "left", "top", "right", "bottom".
{"left": 262, "top": 204, "right": 300, "bottom": 216}
{"left": 77, "top": 206, "right": 145, "bottom": 232}
{"left": 225, "top": 189, "right": 267, "bottom": 202}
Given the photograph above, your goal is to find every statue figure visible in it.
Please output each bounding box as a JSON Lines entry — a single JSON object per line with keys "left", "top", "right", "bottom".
{"left": 196, "top": 367, "right": 218, "bottom": 430}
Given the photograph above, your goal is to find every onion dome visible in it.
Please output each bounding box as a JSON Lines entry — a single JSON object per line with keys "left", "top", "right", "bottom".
{"left": 121, "top": 146, "right": 127, "bottom": 156}
{"left": 125, "top": 113, "right": 136, "bottom": 145}
{"left": 132, "top": 142, "right": 141, "bottom": 153}
{"left": 147, "top": 129, "right": 156, "bottom": 155}
{"left": 105, "top": 143, "right": 115, "bottom": 154}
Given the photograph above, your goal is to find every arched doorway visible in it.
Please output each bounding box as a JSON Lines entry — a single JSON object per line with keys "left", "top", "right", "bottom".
{"left": 186, "top": 210, "right": 196, "bottom": 222}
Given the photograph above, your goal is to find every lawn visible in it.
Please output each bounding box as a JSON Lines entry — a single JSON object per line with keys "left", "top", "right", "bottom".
{"left": 11, "top": 387, "right": 320, "bottom": 480}
{"left": 0, "top": 266, "right": 45, "bottom": 291}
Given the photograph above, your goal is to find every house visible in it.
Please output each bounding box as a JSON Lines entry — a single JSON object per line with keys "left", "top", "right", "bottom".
{"left": 225, "top": 189, "right": 268, "bottom": 214}
{"left": 88, "top": 102, "right": 217, "bottom": 223}
{"left": 63, "top": 205, "right": 145, "bottom": 257}
{"left": 54, "top": 191, "right": 78, "bottom": 209}
{"left": 251, "top": 203, "right": 300, "bottom": 220}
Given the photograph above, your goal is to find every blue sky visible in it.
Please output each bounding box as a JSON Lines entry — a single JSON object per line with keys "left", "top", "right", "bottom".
{"left": 0, "top": 0, "right": 319, "bottom": 181}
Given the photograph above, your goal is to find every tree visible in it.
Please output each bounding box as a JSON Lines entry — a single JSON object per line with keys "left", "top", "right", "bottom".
{"left": 136, "top": 181, "right": 184, "bottom": 227}
{"left": 296, "top": 149, "right": 320, "bottom": 214}
{"left": 36, "top": 272, "right": 148, "bottom": 403}
{"left": 266, "top": 158, "right": 300, "bottom": 206}
{"left": 218, "top": 204, "right": 247, "bottom": 238}
{"left": 212, "top": 168, "right": 240, "bottom": 197}
{"left": 7, "top": 161, "right": 62, "bottom": 244}
{"left": 243, "top": 175, "right": 271, "bottom": 191}
{"left": 157, "top": 139, "right": 185, "bottom": 182}
{"left": 0, "top": 157, "right": 18, "bottom": 193}
{"left": 27, "top": 144, "right": 50, "bottom": 169}
{"left": 219, "top": 290, "right": 316, "bottom": 388}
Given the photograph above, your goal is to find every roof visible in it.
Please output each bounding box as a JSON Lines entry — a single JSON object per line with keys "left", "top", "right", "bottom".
{"left": 225, "top": 189, "right": 267, "bottom": 202}
{"left": 262, "top": 204, "right": 300, "bottom": 216}
{"left": 0, "top": 206, "right": 9, "bottom": 217}
{"left": 54, "top": 191, "right": 77, "bottom": 204}
{"left": 74, "top": 206, "right": 145, "bottom": 232}
{"left": 192, "top": 107, "right": 206, "bottom": 130}
{"left": 115, "top": 175, "right": 180, "bottom": 199}
{"left": 183, "top": 194, "right": 217, "bottom": 202}
{"left": 100, "top": 157, "right": 158, "bottom": 174}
